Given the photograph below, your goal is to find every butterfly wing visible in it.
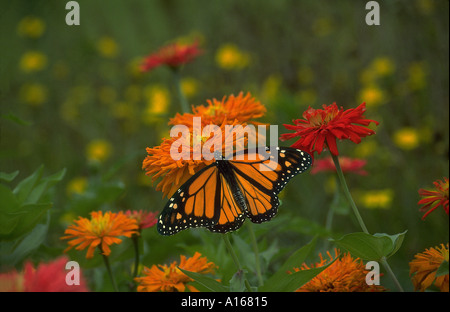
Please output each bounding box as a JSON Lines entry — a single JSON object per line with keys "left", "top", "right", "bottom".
{"left": 157, "top": 164, "right": 222, "bottom": 235}
{"left": 229, "top": 147, "right": 312, "bottom": 224}
{"left": 157, "top": 147, "right": 312, "bottom": 236}
{"left": 206, "top": 173, "right": 246, "bottom": 233}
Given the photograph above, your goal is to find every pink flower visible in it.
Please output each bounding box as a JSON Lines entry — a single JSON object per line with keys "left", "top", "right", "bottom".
{"left": 311, "top": 156, "right": 368, "bottom": 175}
{"left": 141, "top": 41, "right": 202, "bottom": 72}
{"left": 0, "top": 256, "right": 89, "bottom": 292}
{"left": 124, "top": 210, "right": 158, "bottom": 230}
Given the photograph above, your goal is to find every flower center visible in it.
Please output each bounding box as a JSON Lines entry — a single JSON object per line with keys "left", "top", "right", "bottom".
{"left": 205, "top": 103, "right": 225, "bottom": 116}
{"left": 89, "top": 217, "right": 111, "bottom": 237}
{"left": 305, "top": 106, "right": 339, "bottom": 127}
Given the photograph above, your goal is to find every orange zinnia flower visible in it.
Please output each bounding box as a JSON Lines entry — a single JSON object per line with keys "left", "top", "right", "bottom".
{"left": 143, "top": 119, "right": 247, "bottom": 198}
{"left": 135, "top": 252, "right": 217, "bottom": 292}
{"left": 141, "top": 40, "right": 202, "bottom": 72}
{"left": 418, "top": 177, "right": 449, "bottom": 219}
{"left": 61, "top": 211, "right": 139, "bottom": 259}
{"left": 169, "top": 92, "right": 266, "bottom": 128}
{"left": 281, "top": 103, "right": 379, "bottom": 157}
{"left": 409, "top": 243, "right": 449, "bottom": 292}
{"left": 311, "top": 156, "right": 368, "bottom": 175}
{"left": 293, "top": 249, "right": 386, "bottom": 292}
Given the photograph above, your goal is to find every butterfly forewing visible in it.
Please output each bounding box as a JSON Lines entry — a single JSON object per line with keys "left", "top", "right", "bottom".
{"left": 230, "top": 147, "right": 312, "bottom": 223}
{"left": 157, "top": 165, "right": 221, "bottom": 235}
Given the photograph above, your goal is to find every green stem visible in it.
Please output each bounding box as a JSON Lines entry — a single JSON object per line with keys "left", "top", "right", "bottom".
{"left": 101, "top": 252, "right": 119, "bottom": 292}
{"left": 173, "top": 68, "right": 190, "bottom": 114}
{"left": 330, "top": 153, "right": 369, "bottom": 234}
{"left": 132, "top": 235, "right": 140, "bottom": 279}
{"left": 381, "top": 257, "right": 405, "bottom": 292}
{"left": 222, "top": 234, "right": 253, "bottom": 292}
{"left": 325, "top": 181, "right": 340, "bottom": 232}
{"left": 330, "top": 151, "right": 404, "bottom": 292}
{"left": 323, "top": 182, "right": 339, "bottom": 250}
{"left": 247, "top": 223, "right": 263, "bottom": 287}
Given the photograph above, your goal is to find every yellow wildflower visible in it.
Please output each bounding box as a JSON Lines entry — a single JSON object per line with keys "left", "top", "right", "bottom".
{"left": 393, "top": 127, "right": 420, "bottom": 150}
{"left": 19, "top": 51, "right": 47, "bottom": 72}
{"left": 215, "top": 43, "right": 250, "bottom": 70}
{"left": 17, "top": 16, "right": 45, "bottom": 38}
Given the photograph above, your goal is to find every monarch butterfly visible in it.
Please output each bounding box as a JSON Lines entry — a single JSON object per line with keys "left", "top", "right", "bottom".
{"left": 157, "top": 147, "right": 312, "bottom": 235}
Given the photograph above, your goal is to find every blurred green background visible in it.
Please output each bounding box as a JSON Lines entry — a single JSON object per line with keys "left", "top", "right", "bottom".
{"left": 0, "top": 0, "right": 448, "bottom": 291}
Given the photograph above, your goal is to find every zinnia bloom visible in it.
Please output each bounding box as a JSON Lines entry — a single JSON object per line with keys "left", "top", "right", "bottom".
{"left": 61, "top": 211, "right": 139, "bottom": 259}
{"left": 418, "top": 177, "right": 449, "bottom": 219}
{"left": 141, "top": 40, "right": 202, "bottom": 72}
{"left": 293, "top": 249, "right": 386, "bottom": 292}
{"left": 143, "top": 119, "right": 247, "bottom": 198}
{"left": 409, "top": 243, "right": 449, "bottom": 292}
{"left": 124, "top": 209, "right": 158, "bottom": 230}
{"left": 281, "top": 103, "right": 379, "bottom": 156}
{"left": 169, "top": 92, "right": 266, "bottom": 128}
{"left": 311, "top": 156, "right": 368, "bottom": 175}
{"left": 135, "top": 252, "right": 217, "bottom": 292}
{"left": 0, "top": 256, "right": 88, "bottom": 292}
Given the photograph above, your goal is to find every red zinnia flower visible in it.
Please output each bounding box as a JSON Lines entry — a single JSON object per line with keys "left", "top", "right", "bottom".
{"left": 0, "top": 256, "right": 89, "bottom": 292}
{"left": 418, "top": 177, "right": 449, "bottom": 219}
{"left": 141, "top": 41, "right": 202, "bottom": 72}
{"left": 281, "top": 103, "right": 379, "bottom": 156}
{"left": 124, "top": 210, "right": 158, "bottom": 230}
{"left": 311, "top": 156, "right": 368, "bottom": 175}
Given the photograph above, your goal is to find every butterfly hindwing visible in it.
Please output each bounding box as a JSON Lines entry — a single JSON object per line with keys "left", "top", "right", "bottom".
{"left": 206, "top": 174, "right": 246, "bottom": 233}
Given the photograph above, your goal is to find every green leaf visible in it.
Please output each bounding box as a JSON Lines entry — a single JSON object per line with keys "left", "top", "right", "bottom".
{"left": 4, "top": 202, "right": 52, "bottom": 240}
{"left": 0, "top": 171, "right": 19, "bottom": 182}
{"left": 1, "top": 112, "right": 31, "bottom": 126}
{"left": 0, "top": 212, "right": 50, "bottom": 265}
{"left": 259, "top": 236, "right": 317, "bottom": 291}
{"left": 333, "top": 231, "right": 407, "bottom": 261}
{"left": 178, "top": 268, "right": 228, "bottom": 292}
{"left": 0, "top": 184, "right": 23, "bottom": 238}
{"left": 436, "top": 260, "right": 449, "bottom": 277}
{"left": 25, "top": 168, "right": 66, "bottom": 205}
{"left": 229, "top": 269, "right": 247, "bottom": 292}
{"left": 270, "top": 258, "right": 337, "bottom": 292}
{"left": 13, "top": 165, "right": 44, "bottom": 204}
{"left": 373, "top": 231, "right": 407, "bottom": 258}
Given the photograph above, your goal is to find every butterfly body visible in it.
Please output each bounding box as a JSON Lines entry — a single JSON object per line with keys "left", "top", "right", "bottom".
{"left": 216, "top": 159, "right": 248, "bottom": 212}
{"left": 157, "top": 147, "right": 312, "bottom": 236}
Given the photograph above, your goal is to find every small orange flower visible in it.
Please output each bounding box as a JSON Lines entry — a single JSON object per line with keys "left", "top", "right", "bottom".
{"left": 61, "top": 211, "right": 139, "bottom": 259}
{"left": 409, "top": 243, "right": 449, "bottom": 292}
{"left": 293, "top": 249, "right": 386, "bottom": 292}
{"left": 418, "top": 177, "right": 449, "bottom": 219}
{"left": 169, "top": 92, "right": 266, "bottom": 128}
{"left": 135, "top": 252, "right": 217, "bottom": 292}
